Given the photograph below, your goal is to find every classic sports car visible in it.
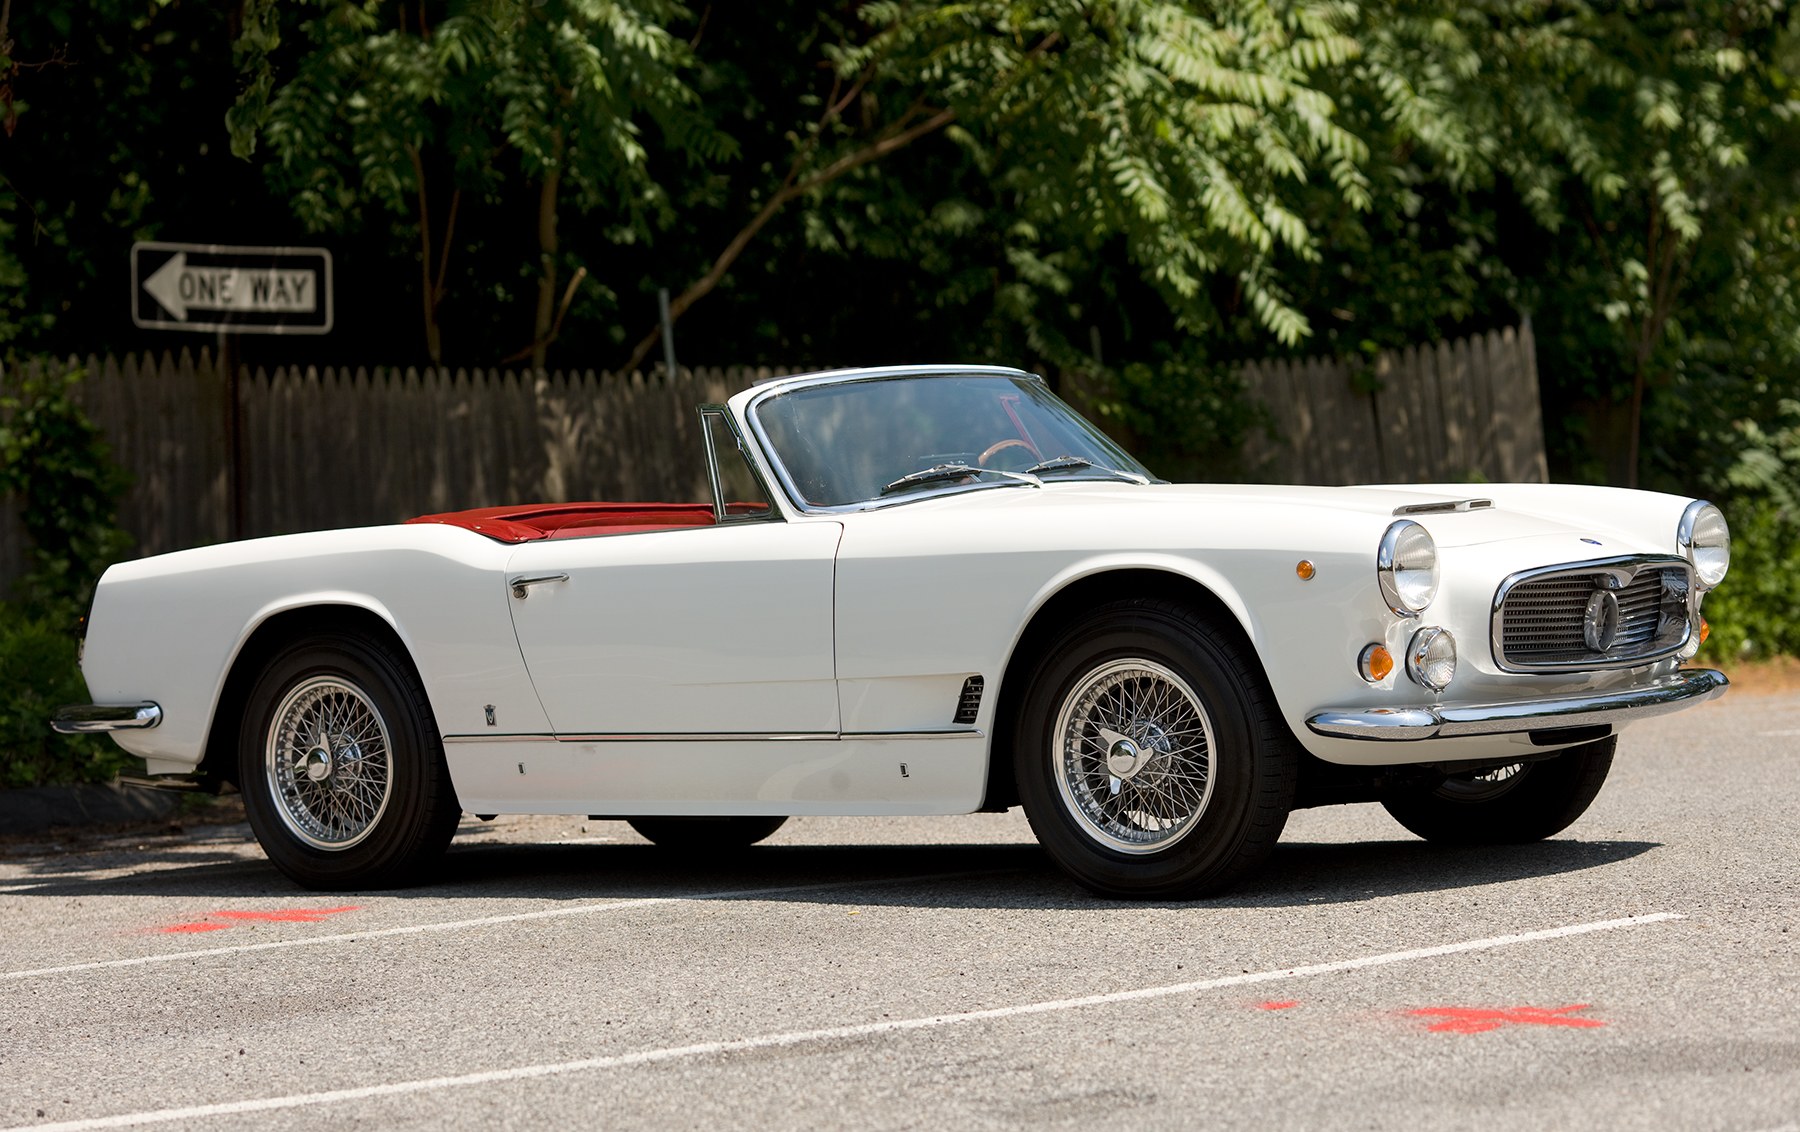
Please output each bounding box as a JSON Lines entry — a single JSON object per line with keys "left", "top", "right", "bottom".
{"left": 57, "top": 365, "right": 1730, "bottom": 897}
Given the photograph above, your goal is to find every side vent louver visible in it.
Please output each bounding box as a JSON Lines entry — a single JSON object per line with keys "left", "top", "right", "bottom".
{"left": 954, "top": 676, "right": 984, "bottom": 725}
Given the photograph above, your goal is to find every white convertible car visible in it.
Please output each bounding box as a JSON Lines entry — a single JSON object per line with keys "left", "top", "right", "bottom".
{"left": 57, "top": 365, "right": 1730, "bottom": 897}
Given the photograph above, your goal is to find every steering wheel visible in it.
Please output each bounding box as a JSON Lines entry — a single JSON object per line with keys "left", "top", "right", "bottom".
{"left": 978, "top": 438, "right": 1034, "bottom": 468}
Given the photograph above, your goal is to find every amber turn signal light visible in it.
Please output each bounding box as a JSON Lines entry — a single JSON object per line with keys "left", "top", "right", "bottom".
{"left": 1699, "top": 617, "right": 1710, "bottom": 644}
{"left": 1296, "top": 560, "right": 1316, "bottom": 581}
{"left": 1358, "top": 643, "right": 1394, "bottom": 683}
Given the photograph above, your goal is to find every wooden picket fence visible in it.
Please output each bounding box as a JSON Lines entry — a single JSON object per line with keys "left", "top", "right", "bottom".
{"left": 0, "top": 326, "right": 1545, "bottom": 595}
{"left": 1238, "top": 321, "right": 1547, "bottom": 485}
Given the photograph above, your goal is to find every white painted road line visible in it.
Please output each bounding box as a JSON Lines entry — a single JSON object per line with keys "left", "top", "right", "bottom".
{"left": 0, "top": 871, "right": 996, "bottom": 982}
{"left": 0, "top": 912, "right": 1684, "bottom": 1132}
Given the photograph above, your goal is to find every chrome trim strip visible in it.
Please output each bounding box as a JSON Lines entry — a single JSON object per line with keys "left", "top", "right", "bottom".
{"left": 1305, "top": 668, "right": 1727, "bottom": 741}
{"left": 698, "top": 405, "right": 784, "bottom": 525}
{"left": 440, "top": 728, "right": 984, "bottom": 744}
{"left": 51, "top": 702, "right": 162, "bottom": 734}
{"left": 843, "top": 729, "right": 986, "bottom": 741}
{"left": 1393, "top": 498, "right": 1492, "bottom": 516}
{"left": 1489, "top": 554, "right": 1692, "bottom": 673}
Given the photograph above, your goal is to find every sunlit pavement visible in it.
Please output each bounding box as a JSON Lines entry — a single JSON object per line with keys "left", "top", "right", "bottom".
{"left": 0, "top": 692, "right": 1794, "bottom": 1131}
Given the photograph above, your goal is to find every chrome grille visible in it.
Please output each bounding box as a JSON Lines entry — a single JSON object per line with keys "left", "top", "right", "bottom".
{"left": 1494, "top": 559, "right": 1692, "bottom": 671}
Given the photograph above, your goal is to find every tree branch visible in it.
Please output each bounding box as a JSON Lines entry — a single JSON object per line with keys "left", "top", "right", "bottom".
{"left": 619, "top": 105, "right": 957, "bottom": 374}
{"left": 406, "top": 144, "right": 443, "bottom": 365}
{"left": 618, "top": 29, "right": 1061, "bottom": 374}
{"left": 433, "top": 187, "right": 461, "bottom": 304}
{"left": 500, "top": 266, "right": 588, "bottom": 364}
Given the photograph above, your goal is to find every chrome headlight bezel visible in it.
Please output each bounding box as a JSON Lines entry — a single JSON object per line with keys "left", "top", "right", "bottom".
{"left": 1377, "top": 520, "right": 1439, "bottom": 616}
{"left": 1406, "top": 626, "right": 1457, "bottom": 691}
{"left": 1677, "top": 499, "right": 1730, "bottom": 590}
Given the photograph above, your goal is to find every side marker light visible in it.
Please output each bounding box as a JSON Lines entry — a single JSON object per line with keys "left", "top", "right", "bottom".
{"left": 1359, "top": 644, "right": 1394, "bottom": 683}
{"left": 1296, "top": 560, "right": 1316, "bottom": 581}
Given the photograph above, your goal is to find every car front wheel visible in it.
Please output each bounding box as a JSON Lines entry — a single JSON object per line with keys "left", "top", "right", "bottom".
{"left": 1379, "top": 736, "right": 1616, "bottom": 844}
{"left": 238, "top": 629, "right": 461, "bottom": 890}
{"left": 1014, "top": 599, "right": 1297, "bottom": 899}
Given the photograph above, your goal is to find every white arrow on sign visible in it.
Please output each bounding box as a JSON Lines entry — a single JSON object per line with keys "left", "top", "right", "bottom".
{"left": 141, "top": 252, "right": 318, "bottom": 322}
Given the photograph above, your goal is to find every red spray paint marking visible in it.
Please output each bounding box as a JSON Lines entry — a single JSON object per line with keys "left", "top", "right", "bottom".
{"left": 157, "top": 906, "right": 360, "bottom": 934}
{"left": 1407, "top": 1005, "right": 1604, "bottom": 1034}
{"left": 1257, "top": 1001, "right": 1300, "bottom": 1011}
{"left": 208, "top": 907, "right": 360, "bottom": 923}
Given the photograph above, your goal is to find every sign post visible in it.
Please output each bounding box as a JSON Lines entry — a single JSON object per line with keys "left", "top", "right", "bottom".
{"left": 130, "top": 242, "right": 335, "bottom": 540}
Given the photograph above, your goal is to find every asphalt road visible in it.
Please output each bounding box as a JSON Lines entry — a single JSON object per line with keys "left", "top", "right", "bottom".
{"left": 0, "top": 690, "right": 1794, "bottom": 1131}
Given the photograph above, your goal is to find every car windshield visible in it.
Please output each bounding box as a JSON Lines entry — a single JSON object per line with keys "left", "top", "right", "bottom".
{"left": 750, "top": 373, "right": 1155, "bottom": 509}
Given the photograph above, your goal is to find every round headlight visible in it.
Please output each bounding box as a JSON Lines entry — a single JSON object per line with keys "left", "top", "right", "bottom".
{"left": 1678, "top": 500, "right": 1730, "bottom": 589}
{"left": 1407, "top": 626, "right": 1457, "bottom": 691}
{"left": 1377, "top": 520, "right": 1439, "bottom": 615}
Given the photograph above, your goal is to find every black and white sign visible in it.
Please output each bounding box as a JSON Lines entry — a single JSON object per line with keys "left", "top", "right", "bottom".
{"left": 131, "top": 242, "right": 333, "bottom": 335}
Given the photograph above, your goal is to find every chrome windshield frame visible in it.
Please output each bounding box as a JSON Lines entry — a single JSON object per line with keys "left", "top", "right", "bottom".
{"left": 741, "top": 367, "right": 1151, "bottom": 515}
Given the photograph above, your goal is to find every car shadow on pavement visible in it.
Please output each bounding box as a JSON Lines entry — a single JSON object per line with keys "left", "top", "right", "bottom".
{"left": 0, "top": 833, "right": 1660, "bottom": 909}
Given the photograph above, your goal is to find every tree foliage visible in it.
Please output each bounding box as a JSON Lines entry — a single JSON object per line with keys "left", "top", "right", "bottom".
{"left": 230, "top": 0, "right": 732, "bottom": 365}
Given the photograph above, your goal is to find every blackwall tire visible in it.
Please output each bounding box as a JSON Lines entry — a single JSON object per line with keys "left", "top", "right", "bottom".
{"left": 238, "top": 629, "right": 461, "bottom": 890}
{"left": 1014, "top": 599, "right": 1297, "bottom": 899}
{"left": 1379, "top": 736, "right": 1617, "bottom": 844}
{"left": 627, "top": 816, "right": 789, "bottom": 850}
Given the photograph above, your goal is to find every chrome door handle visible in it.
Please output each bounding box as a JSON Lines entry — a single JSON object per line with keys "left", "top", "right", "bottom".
{"left": 509, "top": 573, "right": 569, "bottom": 599}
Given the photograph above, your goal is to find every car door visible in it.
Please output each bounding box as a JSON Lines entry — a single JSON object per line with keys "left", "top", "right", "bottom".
{"left": 505, "top": 409, "right": 842, "bottom": 737}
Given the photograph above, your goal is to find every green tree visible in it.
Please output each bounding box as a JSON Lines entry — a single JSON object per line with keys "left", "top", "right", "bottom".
{"left": 231, "top": 0, "right": 733, "bottom": 367}
{"left": 622, "top": 1, "right": 1375, "bottom": 373}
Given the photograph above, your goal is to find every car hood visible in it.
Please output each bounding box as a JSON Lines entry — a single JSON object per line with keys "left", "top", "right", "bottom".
{"left": 919, "top": 480, "right": 1690, "bottom": 553}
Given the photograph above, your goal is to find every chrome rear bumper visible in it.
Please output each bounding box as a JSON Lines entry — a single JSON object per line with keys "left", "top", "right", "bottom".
{"left": 51, "top": 702, "right": 163, "bottom": 734}
{"left": 1306, "top": 669, "right": 1727, "bottom": 741}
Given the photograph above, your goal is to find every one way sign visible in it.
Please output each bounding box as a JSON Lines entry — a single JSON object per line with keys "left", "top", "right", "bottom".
{"left": 131, "top": 242, "right": 333, "bottom": 335}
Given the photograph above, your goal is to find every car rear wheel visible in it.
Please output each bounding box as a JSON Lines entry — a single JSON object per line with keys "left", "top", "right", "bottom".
{"left": 1014, "top": 599, "right": 1297, "bottom": 898}
{"left": 1379, "top": 736, "right": 1616, "bottom": 843}
{"left": 238, "top": 629, "right": 461, "bottom": 890}
{"left": 626, "top": 816, "right": 788, "bottom": 850}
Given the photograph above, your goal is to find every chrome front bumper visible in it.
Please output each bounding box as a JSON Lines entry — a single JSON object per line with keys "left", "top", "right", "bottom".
{"left": 1306, "top": 669, "right": 1727, "bottom": 742}
{"left": 51, "top": 702, "right": 163, "bottom": 734}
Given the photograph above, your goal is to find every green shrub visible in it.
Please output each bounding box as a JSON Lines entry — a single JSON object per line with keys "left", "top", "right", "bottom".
{"left": 0, "top": 607, "right": 134, "bottom": 788}
{"left": 0, "top": 364, "right": 132, "bottom": 624}
{"left": 1697, "top": 401, "right": 1800, "bottom": 662}
{"left": 0, "top": 362, "right": 133, "bottom": 786}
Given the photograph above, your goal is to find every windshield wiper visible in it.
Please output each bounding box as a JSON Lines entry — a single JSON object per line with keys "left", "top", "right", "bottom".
{"left": 879, "top": 463, "right": 1041, "bottom": 496}
{"left": 1023, "top": 455, "right": 1151, "bottom": 485}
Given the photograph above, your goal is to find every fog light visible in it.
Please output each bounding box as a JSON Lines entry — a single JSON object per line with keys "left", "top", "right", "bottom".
{"left": 1407, "top": 627, "right": 1456, "bottom": 690}
{"left": 1358, "top": 644, "right": 1394, "bottom": 683}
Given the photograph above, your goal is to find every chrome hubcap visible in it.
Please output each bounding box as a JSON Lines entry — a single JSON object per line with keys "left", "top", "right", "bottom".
{"left": 265, "top": 677, "right": 394, "bottom": 851}
{"left": 1053, "top": 658, "right": 1216, "bottom": 855}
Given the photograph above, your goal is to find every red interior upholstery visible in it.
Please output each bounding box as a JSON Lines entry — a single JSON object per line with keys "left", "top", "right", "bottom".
{"left": 406, "top": 502, "right": 722, "bottom": 543}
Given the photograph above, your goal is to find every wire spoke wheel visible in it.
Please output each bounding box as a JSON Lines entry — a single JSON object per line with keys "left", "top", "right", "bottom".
{"left": 1380, "top": 737, "right": 1617, "bottom": 844}
{"left": 1435, "top": 762, "right": 1527, "bottom": 802}
{"left": 1053, "top": 658, "right": 1217, "bottom": 855}
{"left": 265, "top": 676, "right": 395, "bottom": 851}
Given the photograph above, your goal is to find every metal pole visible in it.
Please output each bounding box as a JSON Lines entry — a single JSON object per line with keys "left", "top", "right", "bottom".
{"left": 658, "top": 287, "right": 678, "bottom": 379}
